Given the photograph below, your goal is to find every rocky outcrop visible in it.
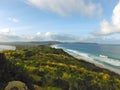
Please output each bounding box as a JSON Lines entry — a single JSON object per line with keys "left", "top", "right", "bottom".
{"left": 0, "top": 53, "right": 34, "bottom": 90}
{"left": 5, "top": 81, "right": 28, "bottom": 90}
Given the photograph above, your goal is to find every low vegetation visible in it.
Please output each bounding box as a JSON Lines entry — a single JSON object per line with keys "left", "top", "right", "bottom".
{"left": 0, "top": 45, "right": 120, "bottom": 90}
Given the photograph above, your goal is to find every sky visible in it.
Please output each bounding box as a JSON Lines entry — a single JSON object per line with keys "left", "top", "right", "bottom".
{"left": 0, "top": 0, "right": 120, "bottom": 44}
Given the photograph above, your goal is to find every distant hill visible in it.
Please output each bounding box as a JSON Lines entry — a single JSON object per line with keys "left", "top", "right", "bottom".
{"left": 0, "top": 41, "right": 61, "bottom": 45}
{"left": 0, "top": 41, "right": 98, "bottom": 46}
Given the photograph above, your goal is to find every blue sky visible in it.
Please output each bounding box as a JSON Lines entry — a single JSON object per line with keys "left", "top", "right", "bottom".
{"left": 0, "top": 0, "right": 120, "bottom": 43}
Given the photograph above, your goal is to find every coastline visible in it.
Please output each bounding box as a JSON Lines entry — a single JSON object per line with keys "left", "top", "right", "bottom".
{"left": 51, "top": 44, "right": 120, "bottom": 75}
{"left": 0, "top": 45, "right": 16, "bottom": 51}
{"left": 1, "top": 45, "right": 120, "bottom": 89}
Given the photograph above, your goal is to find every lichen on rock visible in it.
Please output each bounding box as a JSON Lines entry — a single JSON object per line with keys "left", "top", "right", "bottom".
{"left": 4, "top": 81, "right": 28, "bottom": 90}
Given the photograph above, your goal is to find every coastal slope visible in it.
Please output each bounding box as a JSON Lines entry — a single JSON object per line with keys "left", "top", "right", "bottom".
{"left": 1, "top": 45, "right": 120, "bottom": 90}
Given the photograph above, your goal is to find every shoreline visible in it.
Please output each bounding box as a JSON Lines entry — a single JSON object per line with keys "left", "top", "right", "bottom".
{"left": 1, "top": 45, "right": 120, "bottom": 89}
{"left": 66, "top": 50, "right": 120, "bottom": 76}
{"left": 0, "top": 45, "right": 16, "bottom": 51}
{"left": 51, "top": 45, "right": 120, "bottom": 75}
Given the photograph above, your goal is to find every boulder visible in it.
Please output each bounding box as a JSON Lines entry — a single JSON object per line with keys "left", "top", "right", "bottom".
{"left": 4, "top": 81, "right": 28, "bottom": 90}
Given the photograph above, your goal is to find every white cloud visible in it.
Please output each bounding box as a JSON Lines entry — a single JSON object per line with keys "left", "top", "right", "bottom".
{"left": 112, "top": 1, "right": 120, "bottom": 28}
{"left": 44, "top": 32, "right": 77, "bottom": 41}
{"left": 25, "top": 0, "right": 102, "bottom": 17}
{"left": 37, "top": 32, "right": 42, "bottom": 36}
{"left": 0, "top": 28, "right": 11, "bottom": 35}
{"left": 94, "top": 1, "right": 120, "bottom": 35}
{"left": 45, "top": 32, "right": 52, "bottom": 37}
{"left": 8, "top": 17, "right": 19, "bottom": 23}
{"left": 0, "top": 29, "right": 78, "bottom": 42}
{"left": 0, "top": 29, "right": 120, "bottom": 44}
{"left": 0, "top": 28, "right": 21, "bottom": 42}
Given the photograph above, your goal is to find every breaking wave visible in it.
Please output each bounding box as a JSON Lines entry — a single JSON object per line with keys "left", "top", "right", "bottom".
{"left": 65, "top": 49, "right": 120, "bottom": 67}
{"left": 52, "top": 44, "right": 120, "bottom": 74}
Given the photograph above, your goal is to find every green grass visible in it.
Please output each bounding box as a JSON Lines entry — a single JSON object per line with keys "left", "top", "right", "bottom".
{"left": 1, "top": 45, "right": 120, "bottom": 90}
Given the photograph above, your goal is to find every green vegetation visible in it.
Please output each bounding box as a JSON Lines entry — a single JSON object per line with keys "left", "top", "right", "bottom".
{"left": 0, "top": 53, "right": 34, "bottom": 90}
{"left": 1, "top": 45, "right": 120, "bottom": 90}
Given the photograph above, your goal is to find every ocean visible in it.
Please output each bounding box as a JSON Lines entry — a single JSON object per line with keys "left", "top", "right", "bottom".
{"left": 52, "top": 43, "right": 120, "bottom": 75}
{"left": 0, "top": 45, "right": 16, "bottom": 51}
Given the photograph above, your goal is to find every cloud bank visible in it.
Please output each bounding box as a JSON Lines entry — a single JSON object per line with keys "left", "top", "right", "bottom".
{"left": 0, "top": 28, "right": 120, "bottom": 44}
{"left": 26, "top": 0, "right": 102, "bottom": 17}
{"left": 0, "top": 28, "right": 21, "bottom": 42}
{"left": 94, "top": 1, "right": 120, "bottom": 35}
{"left": 0, "top": 29, "right": 77, "bottom": 42}
{"left": 25, "top": 32, "right": 77, "bottom": 41}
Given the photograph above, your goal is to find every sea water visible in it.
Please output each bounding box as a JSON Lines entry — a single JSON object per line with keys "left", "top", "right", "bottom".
{"left": 52, "top": 43, "right": 120, "bottom": 74}
{"left": 0, "top": 45, "right": 16, "bottom": 51}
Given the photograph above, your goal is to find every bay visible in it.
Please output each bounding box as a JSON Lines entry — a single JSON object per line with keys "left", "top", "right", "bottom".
{"left": 0, "top": 45, "right": 16, "bottom": 51}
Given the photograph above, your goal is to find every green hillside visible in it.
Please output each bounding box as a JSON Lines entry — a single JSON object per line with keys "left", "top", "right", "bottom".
{"left": 1, "top": 45, "right": 120, "bottom": 90}
{"left": 0, "top": 53, "right": 34, "bottom": 90}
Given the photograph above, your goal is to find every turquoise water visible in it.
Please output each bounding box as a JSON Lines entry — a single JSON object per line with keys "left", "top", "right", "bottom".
{"left": 53, "top": 43, "right": 120, "bottom": 74}
{"left": 0, "top": 45, "right": 16, "bottom": 51}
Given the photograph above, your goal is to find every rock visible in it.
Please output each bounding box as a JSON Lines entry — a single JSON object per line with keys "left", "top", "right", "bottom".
{"left": 33, "top": 85, "right": 43, "bottom": 90}
{"left": 4, "top": 81, "right": 28, "bottom": 90}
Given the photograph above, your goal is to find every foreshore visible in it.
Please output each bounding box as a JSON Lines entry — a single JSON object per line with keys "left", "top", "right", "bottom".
{"left": 51, "top": 45, "right": 120, "bottom": 75}
{"left": 67, "top": 51, "right": 120, "bottom": 75}
{"left": 1, "top": 45, "right": 120, "bottom": 89}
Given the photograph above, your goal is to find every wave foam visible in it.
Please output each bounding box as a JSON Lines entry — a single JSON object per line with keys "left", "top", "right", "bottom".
{"left": 96, "top": 56, "right": 120, "bottom": 67}
{"left": 65, "top": 49, "right": 120, "bottom": 67}
{"left": 65, "top": 49, "right": 99, "bottom": 65}
{"left": 54, "top": 44, "right": 120, "bottom": 75}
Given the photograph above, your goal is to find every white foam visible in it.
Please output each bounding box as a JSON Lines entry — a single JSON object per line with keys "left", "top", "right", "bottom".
{"left": 50, "top": 45, "right": 58, "bottom": 48}
{"left": 50, "top": 44, "right": 64, "bottom": 49}
{"left": 65, "top": 49, "right": 120, "bottom": 74}
{"left": 65, "top": 49, "right": 102, "bottom": 65}
{"left": 99, "top": 54, "right": 108, "bottom": 58}
{"left": 66, "top": 49, "right": 120, "bottom": 67}
{"left": 96, "top": 56, "right": 120, "bottom": 67}
{"left": 66, "top": 49, "right": 89, "bottom": 58}
{"left": 51, "top": 44, "right": 120, "bottom": 74}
